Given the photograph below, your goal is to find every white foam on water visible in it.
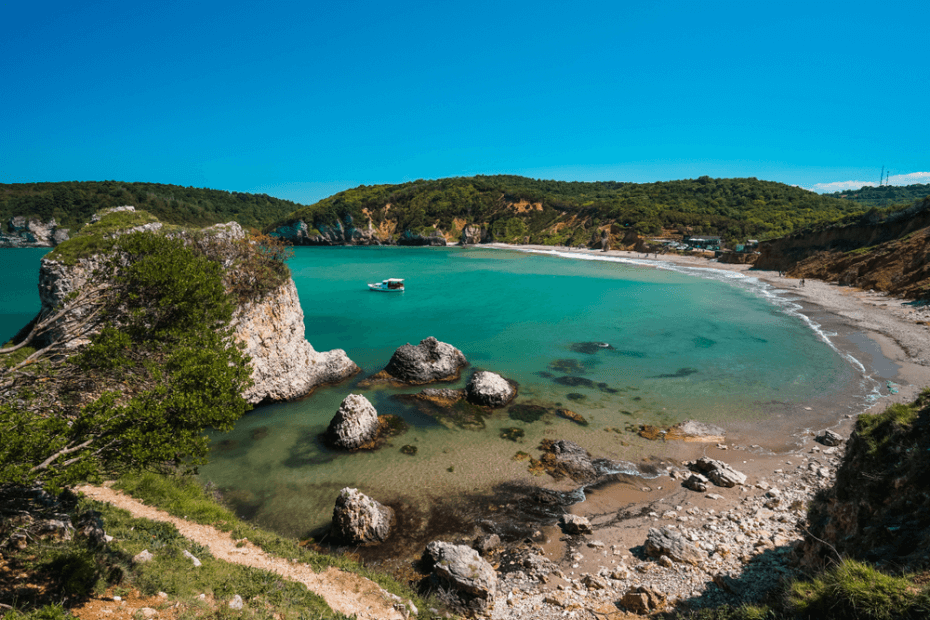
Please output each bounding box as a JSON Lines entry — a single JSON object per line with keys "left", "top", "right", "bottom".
{"left": 518, "top": 248, "right": 885, "bottom": 411}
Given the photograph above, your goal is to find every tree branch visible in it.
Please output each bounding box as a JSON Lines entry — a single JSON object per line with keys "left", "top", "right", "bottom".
{"left": 32, "top": 438, "right": 95, "bottom": 472}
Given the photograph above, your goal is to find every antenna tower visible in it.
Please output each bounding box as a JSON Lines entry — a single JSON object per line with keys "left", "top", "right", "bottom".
{"left": 880, "top": 165, "right": 885, "bottom": 186}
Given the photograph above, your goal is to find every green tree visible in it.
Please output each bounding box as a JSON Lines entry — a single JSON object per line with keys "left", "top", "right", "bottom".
{"left": 0, "top": 232, "right": 253, "bottom": 490}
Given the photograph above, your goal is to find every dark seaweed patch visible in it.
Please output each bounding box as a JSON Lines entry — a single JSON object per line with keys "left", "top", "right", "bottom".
{"left": 651, "top": 367, "right": 699, "bottom": 379}
{"left": 508, "top": 404, "right": 551, "bottom": 423}
{"left": 250, "top": 427, "right": 269, "bottom": 441}
{"left": 693, "top": 337, "right": 716, "bottom": 349}
{"left": 566, "top": 392, "right": 586, "bottom": 402}
{"left": 597, "top": 382, "right": 619, "bottom": 394}
{"left": 571, "top": 341, "right": 615, "bottom": 354}
{"left": 500, "top": 427, "right": 525, "bottom": 441}
{"left": 401, "top": 445, "right": 418, "bottom": 455}
{"left": 615, "top": 350, "right": 647, "bottom": 358}
{"left": 548, "top": 358, "right": 592, "bottom": 375}
{"left": 553, "top": 376, "right": 596, "bottom": 388}
{"left": 537, "top": 371, "right": 553, "bottom": 378}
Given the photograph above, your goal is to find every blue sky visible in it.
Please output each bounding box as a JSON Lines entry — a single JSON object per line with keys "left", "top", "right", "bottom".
{"left": 2, "top": 0, "right": 928, "bottom": 205}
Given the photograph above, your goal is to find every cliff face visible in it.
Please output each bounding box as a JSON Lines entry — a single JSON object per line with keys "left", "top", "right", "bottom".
{"left": 232, "top": 277, "right": 358, "bottom": 404}
{"left": 798, "top": 394, "right": 930, "bottom": 571}
{"left": 272, "top": 216, "right": 448, "bottom": 247}
{"left": 0, "top": 216, "right": 70, "bottom": 247}
{"left": 36, "top": 220, "right": 358, "bottom": 404}
{"left": 754, "top": 197, "right": 930, "bottom": 299}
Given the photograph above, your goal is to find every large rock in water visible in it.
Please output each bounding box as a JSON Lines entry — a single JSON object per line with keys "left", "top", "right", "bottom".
{"left": 424, "top": 541, "right": 497, "bottom": 611}
{"left": 332, "top": 488, "right": 394, "bottom": 545}
{"left": 326, "top": 394, "right": 379, "bottom": 449}
{"left": 464, "top": 370, "right": 516, "bottom": 407}
{"left": 366, "top": 337, "right": 467, "bottom": 385}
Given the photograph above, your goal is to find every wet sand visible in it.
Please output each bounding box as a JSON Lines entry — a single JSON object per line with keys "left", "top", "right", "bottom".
{"left": 484, "top": 244, "right": 930, "bottom": 596}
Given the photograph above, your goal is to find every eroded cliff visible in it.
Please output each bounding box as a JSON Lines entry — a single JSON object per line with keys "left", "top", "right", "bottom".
{"left": 35, "top": 214, "right": 357, "bottom": 404}
{"left": 755, "top": 197, "right": 930, "bottom": 299}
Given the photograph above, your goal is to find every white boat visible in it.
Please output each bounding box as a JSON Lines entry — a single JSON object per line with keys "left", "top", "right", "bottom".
{"left": 368, "top": 278, "right": 405, "bottom": 292}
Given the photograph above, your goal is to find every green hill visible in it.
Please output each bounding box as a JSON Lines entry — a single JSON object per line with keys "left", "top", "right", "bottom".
{"left": 0, "top": 181, "right": 303, "bottom": 232}
{"left": 829, "top": 182, "right": 930, "bottom": 207}
{"left": 269, "top": 175, "right": 867, "bottom": 245}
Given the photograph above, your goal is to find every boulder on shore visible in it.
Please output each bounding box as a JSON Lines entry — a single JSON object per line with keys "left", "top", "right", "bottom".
{"left": 691, "top": 457, "right": 747, "bottom": 488}
{"left": 644, "top": 526, "right": 702, "bottom": 565}
{"left": 332, "top": 488, "right": 394, "bottom": 545}
{"left": 362, "top": 337, "right": 467, "bottom": 385}
{"left": 816, "top": 429, "right": 843, "bottom": 446}
{"left": 559, "top": 514, "right": 592, "bottom": 535}
{"left": 325, "top": 394, "right": 379, "bottom": 450}
{"left": 464, "top": 370, "right": 516, "bottom": 407}
{"left": 424, "top": 541, "right": 497, "bottom": 611}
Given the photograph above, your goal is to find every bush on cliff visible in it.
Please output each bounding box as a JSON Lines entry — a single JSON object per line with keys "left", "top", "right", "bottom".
{"left": 0, "top": 232, "right": 253, "bottom": 491}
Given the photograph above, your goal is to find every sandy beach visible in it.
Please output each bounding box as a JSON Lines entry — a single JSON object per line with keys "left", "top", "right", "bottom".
{"left": 476, "top": 244, "right": 930, "bottom": 619}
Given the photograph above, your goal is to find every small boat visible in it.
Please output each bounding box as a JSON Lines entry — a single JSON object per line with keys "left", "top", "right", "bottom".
{"left": 368, "top": 278, "right": 405, "bottom": 292}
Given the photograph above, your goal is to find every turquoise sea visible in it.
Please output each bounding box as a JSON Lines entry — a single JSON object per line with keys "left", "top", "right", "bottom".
{"left": 197, "top": 246, "right": 874, "bottom": 542}
{"left": 1, "top": 248, "right": 50, "bottom": 343}
{"left": 0, "top": 246, "right": 878, "bottom": 547}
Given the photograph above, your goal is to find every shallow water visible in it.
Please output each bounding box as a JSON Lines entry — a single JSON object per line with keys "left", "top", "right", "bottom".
{"left": 198, "top": 246, "right": 870, "bottom": 541}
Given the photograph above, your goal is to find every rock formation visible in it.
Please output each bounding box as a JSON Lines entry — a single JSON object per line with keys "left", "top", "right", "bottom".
{"left": 34, "top": 215, "right": 358, "bottom": 403}
{"left": 463, "top": 370, "right": 516, "bottom": 407}
{"left": 539, "top": 439, "right": 598, "bottom": 482}
{"left": 691, "top": 457, "right": 747, "bottom": 488}
{"left": 362, "top": 337, "right": 467, "bottom": 385}
{"left": 644, "top": 526, "right": 702, "bottom": 565}
{"left": 325, "top": 394, "right": 380, "bottom": 450}
{"left": 423, "top": 541, "right": 497, "bottom": 612}
{"left": 270, "top": 215, "right": 448, "bottom": 246}
{"left": 0, "top": 216, "right": 70, "bottom": 248}
{"left": 233, "top": 278, "right": 358, "bottom": 404}
{"left": 332, "top": 487, "right": 394, "bottom": 545}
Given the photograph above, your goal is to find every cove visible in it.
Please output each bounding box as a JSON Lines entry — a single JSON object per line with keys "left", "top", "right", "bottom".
{"left": 199, "top": 246, "right": 868, "bottom": 543}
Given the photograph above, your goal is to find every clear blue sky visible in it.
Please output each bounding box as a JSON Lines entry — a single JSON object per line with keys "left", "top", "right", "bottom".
{"left": 2, "top": 0, "right": 928, "bottom": 204}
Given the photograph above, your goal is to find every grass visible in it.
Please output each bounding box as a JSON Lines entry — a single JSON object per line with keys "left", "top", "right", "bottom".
{"left": 45, "top": 210, "right": 187, "bottom": 265}
{"left": 112, "top": 471, "right": 435, "bottom": 617}
{"left": 787, "top": 559, "right": 930, "bottom": 619}
{"left": 854, "top": 401, "right": 920, "bottom": 458}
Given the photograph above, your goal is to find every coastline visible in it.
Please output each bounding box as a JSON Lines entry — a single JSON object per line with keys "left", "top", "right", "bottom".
{"left": 476, "top": 243, "right": 930, "bottom": 619}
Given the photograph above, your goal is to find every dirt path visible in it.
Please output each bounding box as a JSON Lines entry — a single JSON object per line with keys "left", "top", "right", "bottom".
{"left": 78, "top": 485, "right": 410, "bottom": 620}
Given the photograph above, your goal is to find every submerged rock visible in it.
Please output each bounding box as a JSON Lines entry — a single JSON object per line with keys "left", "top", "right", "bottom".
{"left": 464, "top": 370, "right": 516, "bottom": 407}
{"left": 332, "top": 487, "right": 394, "bottom": 545}
{"left": 539, "top": 439, "right": 597, "bottom": 482}
{"left": 362, "top": 337, "right": 467, "bottom": 385}
{"left": 326, "top": 394, "right": 379, "bottom": 450}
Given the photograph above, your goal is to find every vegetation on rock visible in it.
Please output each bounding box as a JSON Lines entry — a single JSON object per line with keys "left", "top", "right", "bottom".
{"left": 0, "top": 232, "right": 254, "bottom": 490}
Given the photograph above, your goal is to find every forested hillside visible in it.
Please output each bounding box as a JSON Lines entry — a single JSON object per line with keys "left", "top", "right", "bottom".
{"left": 0, "top": 181, "right": 302, "bottom": 231}
{"left": 830, "top": 182, "right": 930, "bottom": 207}
{"left": 269, "top": 175, "right": 866, "bottom": 245}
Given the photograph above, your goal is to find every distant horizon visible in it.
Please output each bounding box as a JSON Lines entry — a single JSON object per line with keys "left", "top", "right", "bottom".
{"left": 3, "top": 171, "right": 928, "bottom": 207}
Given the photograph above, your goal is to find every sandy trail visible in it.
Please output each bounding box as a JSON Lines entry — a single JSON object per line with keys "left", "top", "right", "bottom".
{"left": 77, "top": 485, "right": 410, "bottom": 620}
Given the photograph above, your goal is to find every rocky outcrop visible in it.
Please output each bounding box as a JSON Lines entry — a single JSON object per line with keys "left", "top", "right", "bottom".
{"left": 459, "top": 224, "right": 490, "bottom": 245}
{"left": 362, "top": 337, "right": 467, "bottom": 386}
{"left": 559, "top": 514, "right": 592, "bottom": 535}
{"left": 0, "top": 216, "right": 70, "bottom": 248}
{"left": 234, "top": 278, "right": 358, "bottom": 404}
{"left": 35, "top": 216, "right": 358, "bottom": 403}
{"left": 397, "top": 229, "right": 447, "bottom": 246}
{"left": 644, "top": 526, "right": 702, "bottom": 565}
{"left": 325, "top": 394, "right": 380, "bottom": 450}
{"left": 424, "top": 541, "right": 497, "bottom": 611}
{"left": 691, "top": 457, "right": 747, "bottom": 488}
{"left": 464, "top": 371, "right": 516, "bottom": 407}
{"left": 816, "top": 429, "right": 843, "bottom": 446}
{"left": 538, "top": 439, "right": 598, "bottom": 482}
{"left": 332, "top": 487, "right": 394, "bottom": 545}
